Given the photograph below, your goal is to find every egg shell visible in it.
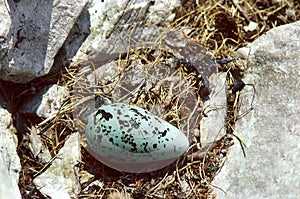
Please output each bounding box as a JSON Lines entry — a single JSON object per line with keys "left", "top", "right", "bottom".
{"left": 85, "top": 103, "right": 189, "bottom": 173}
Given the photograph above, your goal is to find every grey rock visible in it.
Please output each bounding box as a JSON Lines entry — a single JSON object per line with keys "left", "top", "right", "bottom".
{"left": 0, "top": 0, "right": 10, "bottom": 35}
{"left": 200, "top": 73, "right": 227, "bottom": 145}
{"left": 33, "top": 132, "right": 81, "bottom": 199}
{"left": 72, "top": 0, "right": 181, "bottom": 65}
{"left": 0, "top": 0, "right": 88, "bottom": 83}
{"left": 163, "top": 31, "right": 218, "bottom": 77}
{"left": 0, "top": 0, "right": 11, "bottom": 64}
{"left": 0, "top": 108, "right": 21, "bottom": 199}
{"left": 212, "top": 21, "right": 300, "bottom": 199}
{"left": 20, "top": 84, "right": 69, "bottom": 118}
{"left": 60, "top": 5, "right": 91, "bottom": 68}
{"left": 27, "top": 126, "right": 51, "bottom": 164}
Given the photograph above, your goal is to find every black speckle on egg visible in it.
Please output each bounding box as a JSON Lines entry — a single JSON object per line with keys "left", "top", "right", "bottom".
{"left": 141, "top": 115, "right": 148, "bottom": 121}
{"left": 93, "top": 114, "right": 97, "bottom": 125}
{"left": 131, "top": 142, "right": 137, "bottom": 147}
{"left": 97, "top": 135, "right": 103, "bottom": 142}
{"left": 96, "top": 126, "right": 101, "bottom": 134}
{"left": 118, "top": 120, "right": 124, "bottom": 126}
{"left": 129, "top": 108, "right": 142, "bottom": 116}
{"left": 126, "top": 128, "right": 132, "bottom": 133}
{"left": 158, "top": 129, "right": 168, "bottom": 138}
{"left": 120, "top": 120, "right": 130, "bottom": 128}
{"left": 154, "top": 117, "right": 162, "bottom": 123}
{"left": 153, "top": 143, "right": 158, "bottom": 149}
{"left": 96, "top": 109, "right": 113, "bottom": 121}
{"left": 131, "top": 148, "right": 138, "bottom": 153}
{"left": 142, "top": 142, "right": 149, "bottom": 153}
{"left": 129, "top": 119, "right": 140, "bottom": 129}
{"left": 109, "top": 137, "right": 114, "bottom": 144}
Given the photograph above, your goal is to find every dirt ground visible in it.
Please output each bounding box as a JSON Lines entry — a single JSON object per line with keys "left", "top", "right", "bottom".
{"left": 7, "top": 0, "right": 299, "bottom": 198}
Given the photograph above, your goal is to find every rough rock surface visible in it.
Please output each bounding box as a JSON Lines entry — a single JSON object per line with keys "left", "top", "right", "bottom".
{"left": 0, "top": 0, "right": 11, "bottom": 59}
{"left": 0, "top": 108, "right": 21, "bottom": 199}
{"left": 212, "top": 21, "right": 300, "bottom": 199}
{"left": 20, "top": 84, "right": 69, "bottom": 118}
{"left": 73, "top": 0, "right": 181, "bottom": 65}
{"left": 0, "top": 0, "right": 88, "bottom": 83}
{"left": 200, "top": 73, "right": 227, "bottom": 145}
{"left": 33, "top": 132, "right": 81, "bottom": 199}
{"left": 27, "top": 126, "right": 52, "bottom": 164}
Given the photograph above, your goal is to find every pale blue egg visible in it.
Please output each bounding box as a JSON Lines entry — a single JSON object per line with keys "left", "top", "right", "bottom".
{"left": 85, "top": 103, "right": 189, "bottom": 173}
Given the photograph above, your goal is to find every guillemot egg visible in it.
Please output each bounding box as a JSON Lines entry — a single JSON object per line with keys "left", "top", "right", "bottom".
{"left": 85, "top": 103, "right": 189, "bottom": 173}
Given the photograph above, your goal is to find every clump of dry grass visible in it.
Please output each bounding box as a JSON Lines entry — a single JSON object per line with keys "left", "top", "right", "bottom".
{"left": 16, "top": 0, "right": 300, "bottom": 198}
{"left": 173, "top": 0, "right": 300, "bottom": 55}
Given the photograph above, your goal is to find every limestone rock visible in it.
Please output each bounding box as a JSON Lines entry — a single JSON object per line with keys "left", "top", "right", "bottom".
{"left": 212, "top": 21, "right": 300, "bottom": 199}
{"left": 0, "top": 0, "right": 11, "bottom": 65}
{"left": 27, "top": 126, "right": 51, "bottom": 164}
{"left": 20, "top": 84, "right": 69, "bottom": 118}
{"left": 0, "top": 108, "right": 21, "bottom": 199}
{"left": 73, "top": 0, "right": 181, "bottom": 65}
{"left": 162, "top": 31, "right": 218, "bottom": 78}
{"left": 0, "top": 0, "right": 88, "bottom": 83}
{"left": 33, "top": 132, "right": 81, "bottom": 199}
{"left": 200, "top": 73, "right": 227, "bottom": 146}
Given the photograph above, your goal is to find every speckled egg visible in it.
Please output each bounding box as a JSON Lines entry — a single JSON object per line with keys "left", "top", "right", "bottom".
{"left": 85, "top": 103, "right": 189, "bottom": 173}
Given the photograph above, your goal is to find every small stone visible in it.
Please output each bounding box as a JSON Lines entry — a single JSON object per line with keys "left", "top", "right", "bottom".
{"left": 33, "top": 132, "right": 81, "bottom": 199}
{"left": 20, "top": 84, "right": 69, "bottom": 118}
{"left": 243, "top": 21, "right": 257, "bottom": 32}
{"left": 200, "top": 73, "right": 227, "bottom": 146}
{"left": 27, "top": 126, "right": 51, "bottom": 163}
